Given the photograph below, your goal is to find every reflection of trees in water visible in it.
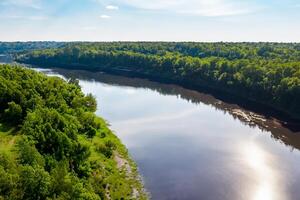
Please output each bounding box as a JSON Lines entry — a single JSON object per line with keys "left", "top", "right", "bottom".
{"left": 54, "top": 68, "right": 300, "bottom": 151}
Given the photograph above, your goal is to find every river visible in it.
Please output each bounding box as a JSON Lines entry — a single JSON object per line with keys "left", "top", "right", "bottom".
{"left": 0, "top": 54, "right": 13, "bottom": 64}
{"left": 0, "top": 52, "right": 297, "bottom": 200}
{"left": 30, "top": 67, "right": 299, "bottom": 200}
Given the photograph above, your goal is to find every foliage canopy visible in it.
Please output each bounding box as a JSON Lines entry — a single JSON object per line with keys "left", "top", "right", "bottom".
{"left": 0, "top": 65, "right": 145, "bottom": 200}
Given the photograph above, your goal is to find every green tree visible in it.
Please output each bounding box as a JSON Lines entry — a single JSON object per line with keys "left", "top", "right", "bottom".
{"left": 4, "top": 102, "right": 22, "bottom": 124}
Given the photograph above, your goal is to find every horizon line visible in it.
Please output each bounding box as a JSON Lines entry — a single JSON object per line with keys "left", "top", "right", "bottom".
{"left": 1, "top": 40, "right": 300, "bottom": 43}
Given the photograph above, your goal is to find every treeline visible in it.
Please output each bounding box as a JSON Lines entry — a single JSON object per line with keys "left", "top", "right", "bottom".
{"left": 0, "top": 65, "right": 145, "bottom": 200}
{"left": 0, "top": 42, "right": 65, "bottom": 54}
{"left": 18, "top": 42, "right": 300, "bottom": 120}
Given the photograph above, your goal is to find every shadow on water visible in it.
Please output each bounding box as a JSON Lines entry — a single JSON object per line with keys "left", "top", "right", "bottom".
{"left": 50, "top": 68, "right": 300, "bottom": 151}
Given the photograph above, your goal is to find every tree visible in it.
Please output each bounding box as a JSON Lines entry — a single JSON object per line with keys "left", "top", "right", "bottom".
{"left": 4, "top": 102, "right": 22, "bottom": 124}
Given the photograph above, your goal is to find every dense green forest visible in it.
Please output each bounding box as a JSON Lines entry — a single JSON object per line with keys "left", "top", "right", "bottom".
{"left": 18, "top": 42, "right": 300, "bottom": 120}
{"left": 0, "top": 42, "right": 65, "bottom": 54}
{"left": 0, "top": 65, "right": 146, "bottom": 200}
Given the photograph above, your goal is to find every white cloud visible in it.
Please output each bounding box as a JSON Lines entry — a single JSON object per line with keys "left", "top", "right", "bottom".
{"left": 100, "top": 15, "right": 111, "bottom": 19}
{"left": 1, "top": 0, "right": 42, "bottom": 9}
{"left": 119, "top": 0, "right": 260, "bottom": 16}
{"left": 106, "top": 5, "right": 119, "bottom": 10}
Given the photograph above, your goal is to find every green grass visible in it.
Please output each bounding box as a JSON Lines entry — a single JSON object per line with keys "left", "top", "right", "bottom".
{"left": 0, "top": 123, "right": 20, "bottom": 165}
{"left": 0, "top": 123, "right": 18, "bottom": 151}
{"left": 69, "top": 118, "right": 146, "bottom": 200}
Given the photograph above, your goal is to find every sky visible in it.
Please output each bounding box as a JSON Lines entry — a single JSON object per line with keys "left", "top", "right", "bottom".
{"left": 0, "top": 0, "right": 300, "bottom": 42}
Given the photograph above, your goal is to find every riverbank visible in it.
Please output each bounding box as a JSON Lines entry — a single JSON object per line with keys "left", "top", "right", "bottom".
{"left": 0, "top": 119, "right": 147, "bottom": 199}
{"left": 19, "top": 60, "right": 300, "bottom": 129}
{"left": 0, "top": 65, "right": 147, "bottom": 199}
{"left": 16, "top": 42, "right": 300, "bottom": 123}
{"left": 78, "top": 116, "right": 147, "bottom": 200}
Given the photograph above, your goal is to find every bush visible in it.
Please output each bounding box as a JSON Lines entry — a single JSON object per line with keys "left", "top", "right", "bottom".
{"left": 17, "top": 137, "right": 45, "bottom": 167}
{"left": 86, "top": 126, "right": 97, "bottom": 138}
{"left": 19, "top": 166, "right": 52, "bottom": 200}
{"left": 3, "top": 102, "right": 22, "bottom": 124}
{"left": 96, "top": 141, "right": 116, "bottom": 158}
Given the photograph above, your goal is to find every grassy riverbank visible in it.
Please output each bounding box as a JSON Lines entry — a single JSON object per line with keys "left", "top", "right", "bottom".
{"left": 0, "top": 65, "right": 146, "bottom": 200}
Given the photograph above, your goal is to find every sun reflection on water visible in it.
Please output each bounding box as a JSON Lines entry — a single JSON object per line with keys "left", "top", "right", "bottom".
{"left": 241, "top": 141, "right": 286, "bottom": 200}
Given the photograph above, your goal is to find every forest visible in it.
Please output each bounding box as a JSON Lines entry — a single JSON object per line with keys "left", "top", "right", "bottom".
{"left": 0, "top": 42, "right": 65, "bottom": 54}
{"left": 0, "top": 65, "right": 146, "bottom": 200}
{"left": 18, "top": 42, "right": 300, "bottom": 120}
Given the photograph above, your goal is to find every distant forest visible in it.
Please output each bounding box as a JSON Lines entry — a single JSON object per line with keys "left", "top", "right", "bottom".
{"left": 17, "top": 42, "right": 300, "bottom": 120}
{"left": 0, "top": 42, "right": 65, "bottom": 54}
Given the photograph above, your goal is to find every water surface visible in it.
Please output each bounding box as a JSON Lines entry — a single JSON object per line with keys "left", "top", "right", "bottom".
{"left": 0, "top": 54, "right": 13, "bottom": 64}
{"left": 40, "top": 68, "right": 300, "bottom": 200}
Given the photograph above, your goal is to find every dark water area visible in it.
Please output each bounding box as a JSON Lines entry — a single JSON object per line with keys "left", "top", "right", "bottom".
{"left": 35, "top": 68, "right": 300, "bottom": 200}
{"left": 0, "top": 54, "right": 13, "bottom": 64}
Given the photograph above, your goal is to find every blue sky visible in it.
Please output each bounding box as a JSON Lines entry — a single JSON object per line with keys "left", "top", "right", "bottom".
{"left": 0, "top": 0, "right": 299, "bottom": 41}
